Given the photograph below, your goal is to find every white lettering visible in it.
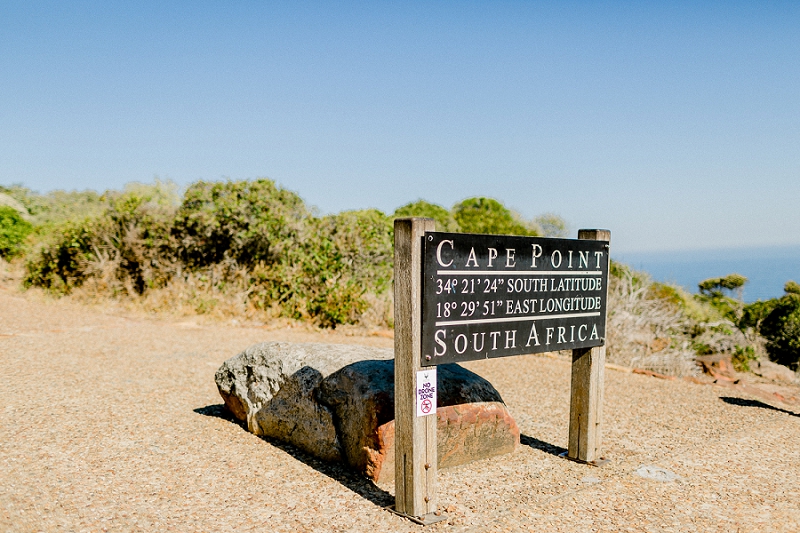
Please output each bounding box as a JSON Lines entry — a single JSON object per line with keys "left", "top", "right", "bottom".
{"left": 551, "top": 250, "right": 562, "bottom": 268}
{"left": 505, "top": 329, "right": 517, "bottom": 349}
{"left": 472, "top": 333, "right": 485, "bottom": 352}
{"left": 436, "top": 240, "right": 454, "bottom": 267}
{"left": 455, "top": 334, "right": 468, "bottom": 354}
{"left": 594, "top": 251, "right": 604, "bottom": 269}
{"left": 505, "top": 248, "right": 516, "bottom": 268}
{"left": 487, "top": 248, "right": 498, "bottom": 267}
{"left": 465, "top": 247, "right": 479, "bottom": 268}
{"left": 435, "top": 330, "right": 447, "bottom": 356}
{"left": 531, "top": 244, "right": 542, "bottom": 267}
{"left": 490, "top": 331, "right": 501, "bottom": 350}
{"left": 526, "top": 324, "right": 540, "bottom": 347}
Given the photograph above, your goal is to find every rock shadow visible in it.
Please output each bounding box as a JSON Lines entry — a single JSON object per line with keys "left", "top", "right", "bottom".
{"left": 719, "top": 396, "right": 800, "bottom": 418}
{"left": 519, "top": 434, "right": 567, "bottom": 457}
{"left": 194, "top": 403, "right": 394, "bottom": 508}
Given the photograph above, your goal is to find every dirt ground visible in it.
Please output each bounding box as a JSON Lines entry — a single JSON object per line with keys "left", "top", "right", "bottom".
{"left": 2, "top": 278, "right": 800, "bottom": 532}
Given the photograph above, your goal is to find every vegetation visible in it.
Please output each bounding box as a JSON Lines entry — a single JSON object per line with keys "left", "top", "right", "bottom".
{"left": 12, "top": 181, "right": 565, "bottom": 328}
{"left": 740, "top": 281, "right": 800, "bottom": 370}
{"left": 452, "top": 197, "right": 538, "bottom": 236}
{"left": 3, "top": 178, "right": 798, "bottom": 374}
{"left": 0, "top": 206, "right": 33, "bottom": 258}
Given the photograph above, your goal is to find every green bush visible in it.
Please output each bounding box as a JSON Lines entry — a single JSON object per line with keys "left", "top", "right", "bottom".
{"left": 25, "top": 219, "right": 98, "bottom": 291}
{"left": 759, "top": 293, "right": 800, "bottom": 369}
{"left": 740, "top": 299, "right": 779, "bottom": 331}
{"left": 268, "top": 209, "right": 393, "bottom": 326}
{"left": 393, "top": 200, "right": 459, "bottom": 232}
{"left": 785, "top": 280, "right": 800, "bottom": 295}
{"left": 1, "top": 184, "right": 107, "bottom": 229}
{"left": 732, "top": 345, "right": 759, "bottom": 372}
{"left": 0, "top": 206, "right": 33, "bottom": 258}
{"left": 20, "top": 179, "right": 581, "bottom": 328}
{"left": 698, "top": 273, "right": 748, "bottom": 298}
{"left": 452, "top": 197, "right": 538, "bottom": 236}
{"left": 173, "top": 179, "right": 308, "bottom": 268}
{"left": 25, "top": 186, "right": 177, "bottom": 294}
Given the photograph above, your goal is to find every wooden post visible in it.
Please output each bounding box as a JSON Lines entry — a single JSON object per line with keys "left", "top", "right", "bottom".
{"left": 568, "top": 229, "right": 611, "bottom": 463}
{"left": 394, "top": 217, "right": 437, "bottom": 518}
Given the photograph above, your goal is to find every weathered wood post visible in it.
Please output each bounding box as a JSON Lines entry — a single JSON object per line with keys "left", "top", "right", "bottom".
{"left": 568, "top": 229, "right": 611, "bottom": 463}
{"left": 394, "top": 217, "right": 437, "bottom": 519}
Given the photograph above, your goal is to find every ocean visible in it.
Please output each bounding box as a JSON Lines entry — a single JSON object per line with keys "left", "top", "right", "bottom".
{"left": 614, "top": 245, "right": 800, "bottom": 303}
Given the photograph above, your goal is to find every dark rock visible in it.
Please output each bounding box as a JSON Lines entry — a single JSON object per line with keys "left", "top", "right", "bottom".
{"left": 215, "top": 342, "right": 519, "bottom": 480}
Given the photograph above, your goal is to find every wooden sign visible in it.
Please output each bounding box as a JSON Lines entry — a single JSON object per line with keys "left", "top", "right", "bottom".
{"left": 393, "top": 219, "right": 610, "bottom": 522}
{"left": 421, "top": 232, "right": 609, "bottom": 366}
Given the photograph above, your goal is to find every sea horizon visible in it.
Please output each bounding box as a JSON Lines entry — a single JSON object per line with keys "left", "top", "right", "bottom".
{"left": 614, "top": 244, "right": 800, "bottom": 303}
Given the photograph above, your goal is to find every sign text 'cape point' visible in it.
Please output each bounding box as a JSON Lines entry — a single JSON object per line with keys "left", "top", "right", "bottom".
{"left": 421, "top": 232, "right": 610, "bottom": 366}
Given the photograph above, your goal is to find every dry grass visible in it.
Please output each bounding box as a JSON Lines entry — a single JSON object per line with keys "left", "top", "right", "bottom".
{"left": 606, "top": 267, "right": 699, "bottom": 377}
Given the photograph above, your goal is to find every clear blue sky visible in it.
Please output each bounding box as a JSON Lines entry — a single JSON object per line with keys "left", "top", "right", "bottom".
{"left": 2, "top": 1, "right": 798, "bottom": 253}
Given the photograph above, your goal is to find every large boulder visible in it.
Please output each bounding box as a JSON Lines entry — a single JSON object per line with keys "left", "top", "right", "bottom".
{"left": 215, "top": 342, "right": 390, "bottom": 462}
{"left": 317, "top": 359, "right": 519, "bottom": 484}
{"left": 215, "top": 342, "right": 519, "bottom": 482}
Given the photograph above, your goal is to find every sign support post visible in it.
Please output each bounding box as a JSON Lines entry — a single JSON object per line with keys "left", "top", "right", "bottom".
{"left": 394, "top": 217, "right": 438, "bottom": 519}
{"left": 568, "top": 229, "right": 611, "bottom": 464}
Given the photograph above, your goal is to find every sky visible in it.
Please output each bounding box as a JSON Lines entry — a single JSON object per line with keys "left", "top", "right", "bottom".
{"left": 2, "top": 1, "right": 799, "bottom": 253}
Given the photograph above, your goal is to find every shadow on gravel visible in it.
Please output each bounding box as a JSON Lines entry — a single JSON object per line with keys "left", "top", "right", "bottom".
{"left": 720, "top": 396, "right": 800, "bottom": 418}
{"left": 194, "top": 404, "right": 395, "bottom": 509}
{"left": 519, "top": 434, "right": 567, "bottom": 457}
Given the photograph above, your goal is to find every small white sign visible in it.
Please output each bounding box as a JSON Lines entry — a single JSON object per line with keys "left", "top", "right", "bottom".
{"left": 416, "top": 367, "right": 437, "bottom": 417}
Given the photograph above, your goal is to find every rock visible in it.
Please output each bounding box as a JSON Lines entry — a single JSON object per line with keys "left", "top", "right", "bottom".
{"left": 215, "top": 342, "right": 519, "bottom": 480}
{"left": 370, "top": 401, "right": 519, "bottom": 486}
{"left": 317, "top": 360, "right": 519, "bottom": 484}
{"left": 215, "top": 342, "right": 392, "bottom": 463}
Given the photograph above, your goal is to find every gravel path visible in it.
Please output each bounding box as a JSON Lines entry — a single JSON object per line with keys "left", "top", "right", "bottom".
{"left": 2, "top": 285, "right": 799, "bottom": 532}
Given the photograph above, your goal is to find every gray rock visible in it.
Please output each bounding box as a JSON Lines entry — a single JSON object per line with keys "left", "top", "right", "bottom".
{"left": 215, "top": 342, "right": 392, "bottom": 462}
{"left": 215, "top": 341, "right": 519, "bottom": 480}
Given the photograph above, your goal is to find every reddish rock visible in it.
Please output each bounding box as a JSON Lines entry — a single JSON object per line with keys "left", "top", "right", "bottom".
{"left": 317, "top": 361, "right": 519, "bottom": 484}
{"left": 367, "top": 402, "right": 520, "bottom": 485}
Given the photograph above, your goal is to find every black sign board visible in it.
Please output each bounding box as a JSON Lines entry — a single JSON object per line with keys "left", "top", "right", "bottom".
{"left": 421, "top": 232, "right": 609, "bottom": 366}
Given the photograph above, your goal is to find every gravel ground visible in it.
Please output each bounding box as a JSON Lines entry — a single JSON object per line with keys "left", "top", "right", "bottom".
{"left": 2, "top": 284, "right": 799, "bottom": 532}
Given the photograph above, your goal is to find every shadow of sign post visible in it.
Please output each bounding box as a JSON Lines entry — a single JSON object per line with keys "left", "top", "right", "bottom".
{"left": 393, "top": 218, "right": 610, "bottom": 521}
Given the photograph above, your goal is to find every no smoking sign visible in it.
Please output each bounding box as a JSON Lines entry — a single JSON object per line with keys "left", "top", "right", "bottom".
{"left": 415, "top": 367, "right": 437, "bottom": 417}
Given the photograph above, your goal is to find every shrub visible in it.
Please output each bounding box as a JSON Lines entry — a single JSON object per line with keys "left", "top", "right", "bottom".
{"left": 25, "top": 218, "right": 99, "bottom": 292}
{"left": 606, "top": 263, "right": 698, "bottom": 376}
{"left": 1, "top": 184, "right": 107, "bottom": 228}
{"left": 267, "top": 209, "right": 393, "bottom": 326}
{"left": 785, "top": 280, "right": 800, "bottom": 295}
{"left": 173, "top": 179, "right": 308, "bottom": 268}
{"left": 25, "top": 186, "right": 177, "bottom": 295}
{"left": 0, "top": 206, "right": 33, "bottom": 258}
{"left": 759, "top": 293, "right": 800, "bottom": 369}
{"left": 393, "top": 200, "right": 459, "bottom": 232}
{"left": 452, "top": 197, "right": 538, "bottom": 236}
{"left": 732, "top": 345, "right": 759, "bottom": 372}
{"left": 740, "top": 299, "right": 779, "bottom": 331}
